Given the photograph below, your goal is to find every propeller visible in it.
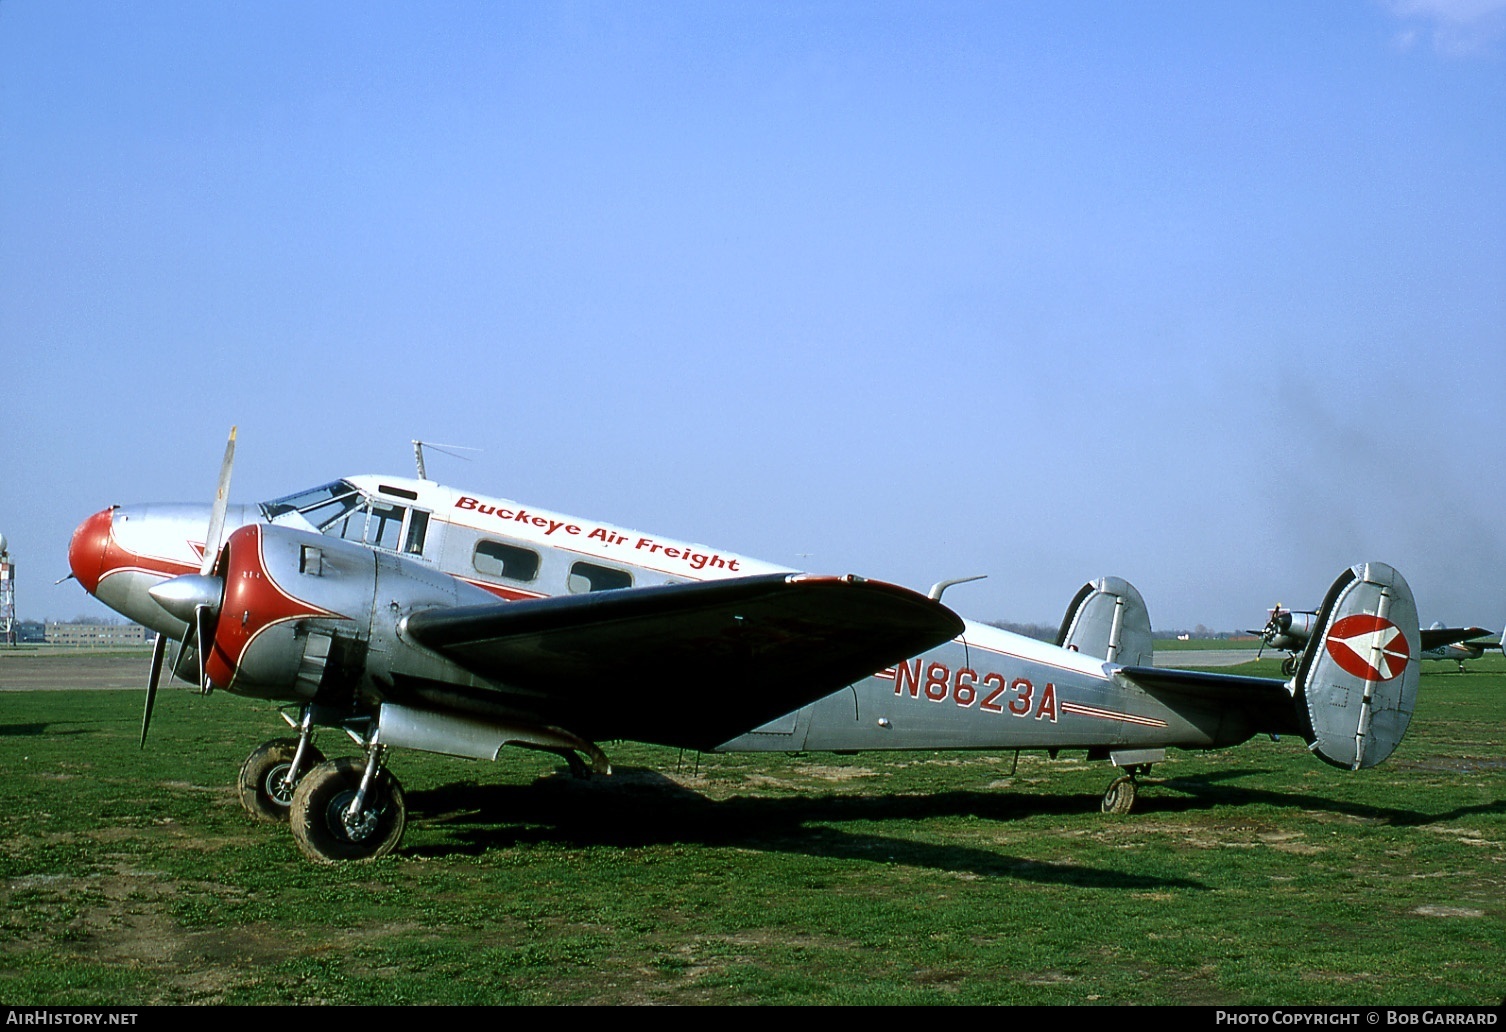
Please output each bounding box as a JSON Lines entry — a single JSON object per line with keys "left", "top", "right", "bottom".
{"left": 141, "top": 633, "right": 167, "bottom": 748}
{"left": 1252, "top": 601, "right": 1285, "bottom": 660}
{"left": 139, "top": 426, "right": 237, "bottom": 746}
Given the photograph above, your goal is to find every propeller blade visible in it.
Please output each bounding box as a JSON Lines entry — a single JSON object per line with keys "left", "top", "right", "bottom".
{"left": 195, "top": 603, "right": 215, "bottom": 695}
{"left": 141, "top": 633, "right": 167, "bottom": 748}
{"left": 200, "top": 426, "right": 237, "bottom": 576}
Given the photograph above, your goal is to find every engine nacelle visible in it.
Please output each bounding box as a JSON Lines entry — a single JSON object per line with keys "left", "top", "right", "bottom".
{"left": 1266, "top": 610, "right": 1317, "bottom": 651}
{"left": 203, "top": 524, "right": 492, "bottom": 702}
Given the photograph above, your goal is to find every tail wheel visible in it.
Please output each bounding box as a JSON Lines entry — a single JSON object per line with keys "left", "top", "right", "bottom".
{"left": 289, "top": 757, "right": 406, "bottom": 864}
{"left": 1101, "top": 775, "right": 1137, "bottom": 815}
{"left": 238, "top": 738, "right": 326, "bottom": 823}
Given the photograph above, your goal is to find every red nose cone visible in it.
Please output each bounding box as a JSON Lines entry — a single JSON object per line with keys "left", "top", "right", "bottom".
{"left": 68, "top": 508, "right": 115, "bottom": 595}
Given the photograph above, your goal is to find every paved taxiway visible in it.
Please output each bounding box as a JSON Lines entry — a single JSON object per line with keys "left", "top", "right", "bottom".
{"left": 1152, "top": 649, "right": 1262, "bottom": 668}
{"left": 0, "top": 652, "right": 150, "bottom": 690}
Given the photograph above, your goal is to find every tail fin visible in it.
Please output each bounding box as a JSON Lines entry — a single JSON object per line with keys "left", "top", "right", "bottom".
{"left": 1056, "top": 576, "right": 1154, "bottom": 667}
{"left": 1294, "top": 562, "right": 1420, "bottom": 770}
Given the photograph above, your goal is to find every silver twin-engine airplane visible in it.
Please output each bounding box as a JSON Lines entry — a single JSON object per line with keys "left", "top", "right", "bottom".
{"left": 67, "top": 431, "right": 1424, "bottom": 863}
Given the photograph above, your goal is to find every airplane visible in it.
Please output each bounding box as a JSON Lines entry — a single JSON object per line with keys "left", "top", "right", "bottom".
{"left": 1255, "top": 604, "right": 1496, "bottom": 674}
{"left": 67, "top": 430, "right": 1424, "bottom": 863}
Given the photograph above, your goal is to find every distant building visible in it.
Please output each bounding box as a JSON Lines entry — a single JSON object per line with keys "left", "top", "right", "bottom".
{"left": 44, "top": 621, "right": 151, "bottom": 647}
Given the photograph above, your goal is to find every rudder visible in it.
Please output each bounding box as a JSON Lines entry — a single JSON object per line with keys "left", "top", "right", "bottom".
{"left": 1294, "top": 562, "right": 1420, "bottom": 770}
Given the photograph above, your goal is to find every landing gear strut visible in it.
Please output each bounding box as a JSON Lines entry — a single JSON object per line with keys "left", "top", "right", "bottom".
{"left": 1101, "top": 763, "right": 1153, "bottom": 815}
{"left": 290, "top": 745, "right": 406, "bottom": 864}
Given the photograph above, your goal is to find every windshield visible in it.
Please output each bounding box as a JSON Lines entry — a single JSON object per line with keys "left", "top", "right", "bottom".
{"left": 259, "top": 480, "right": 364, "bottom": 532}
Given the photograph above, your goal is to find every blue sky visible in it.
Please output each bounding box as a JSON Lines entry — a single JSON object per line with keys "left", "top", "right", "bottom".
{"left": 2, "top": 0, "right": 1503, "bottom": 633}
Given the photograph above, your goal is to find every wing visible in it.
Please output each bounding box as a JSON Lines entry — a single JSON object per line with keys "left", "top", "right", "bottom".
{"left": 1419, "top": 626, "right": 1495, "bottom": 651}
{"left": 401, "top": 573, "right": 965, "bottom": 750}
{"left": 1415, "top": 623, "right": 1487, "bottom": 647}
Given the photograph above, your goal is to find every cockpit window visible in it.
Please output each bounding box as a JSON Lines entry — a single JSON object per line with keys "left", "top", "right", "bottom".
{"left": 261, "top": 481, "right": 428, "bottom": 555}
{"left": 365, "top": 503, "right": 406, "bottom": 550}
{"left": 304, "top": 495, "right": 367, "bottom": 534}
{"left": 260, "top": 481, "right": 362, "bottom": 526}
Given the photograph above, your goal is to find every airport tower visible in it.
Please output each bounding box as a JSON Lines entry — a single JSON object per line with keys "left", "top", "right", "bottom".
{"left": 0, "top": 532, "right": 14, "bottom": 646}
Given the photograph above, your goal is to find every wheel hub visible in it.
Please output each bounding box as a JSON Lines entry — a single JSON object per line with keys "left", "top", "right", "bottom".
{"left": 329, "top": 790, "right": 380, "bottom": 842}
{"left": 264, "top": 764, "right": 296, "bottom": 807}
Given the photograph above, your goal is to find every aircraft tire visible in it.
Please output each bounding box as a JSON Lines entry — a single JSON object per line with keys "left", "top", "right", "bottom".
{"left": 289, "top": 757, "right": 406, "bottom": 864}
{"left": 1100, "top": 775, "right": 1137, "bottom": 815}
{"left": 237, "top": 738, "right": 326, "bottom": 823}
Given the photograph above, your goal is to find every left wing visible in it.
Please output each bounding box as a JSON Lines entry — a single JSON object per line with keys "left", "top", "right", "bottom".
{"left": 1419, "top": 626, "right": 1495, "bottom": 651}
{"left": 402, "top": 573, "right": 964, "bottom": 749}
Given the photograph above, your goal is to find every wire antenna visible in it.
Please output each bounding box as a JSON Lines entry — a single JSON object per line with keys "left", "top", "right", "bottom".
{"left": 412, "top": 440, "right": 480, "bottom": 480}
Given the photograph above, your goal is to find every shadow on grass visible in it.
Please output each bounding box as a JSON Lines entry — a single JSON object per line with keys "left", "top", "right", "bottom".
{"left": 0, "top": 722, "right": 54, "bottom": 736}
{"left": 403, "top": 768, "right": 1208, "bottom": 889}
{"left": 0, "top": 722, "right": 101, "bottom": 738}
{"left": 1152, "top": 770, "right": 1506, "bottom": 826}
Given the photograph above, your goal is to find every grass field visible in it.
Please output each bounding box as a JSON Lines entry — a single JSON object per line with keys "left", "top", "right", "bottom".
{"left": 1, "top": 654, "right": 1502, "bottom": 1005}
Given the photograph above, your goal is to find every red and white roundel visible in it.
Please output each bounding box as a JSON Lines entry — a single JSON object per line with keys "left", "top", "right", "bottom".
{"left": 1324, "top": 614, "right": 1410, "bottom": 682}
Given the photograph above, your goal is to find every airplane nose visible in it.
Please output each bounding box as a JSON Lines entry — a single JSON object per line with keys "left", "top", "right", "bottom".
{"left": 68, "top": 507, "right": 116, "bottom": 595}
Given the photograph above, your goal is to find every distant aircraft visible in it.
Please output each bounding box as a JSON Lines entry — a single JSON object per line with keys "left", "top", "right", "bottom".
{"left": 1419, "top": 623, "right": 1501, "bottom": 672}
{"left": 1255, "top": 605, "right": 1496, "bottom": 674}
{"left": 67, "top": 430, "right": 1424, "bottom": 863}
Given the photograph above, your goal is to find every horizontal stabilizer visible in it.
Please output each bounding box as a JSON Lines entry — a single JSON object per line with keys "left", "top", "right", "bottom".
{"left": 1118, "top": 665, "right": 1292, "bottom": 707}
{"left": 1295, "top": 562, "right": 1420, "bottom": 770}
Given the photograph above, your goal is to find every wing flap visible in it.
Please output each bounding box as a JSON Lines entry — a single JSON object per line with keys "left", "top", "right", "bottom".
{"left": 402, "top": 573, "right": 964, "bottom": 750}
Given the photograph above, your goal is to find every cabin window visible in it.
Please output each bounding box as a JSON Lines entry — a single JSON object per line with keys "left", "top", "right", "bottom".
{"left": 473, "top": 540, "right": 541, "bottom": 582}
{"left": 568, "top": 561, "right": 632, "bottom": 593}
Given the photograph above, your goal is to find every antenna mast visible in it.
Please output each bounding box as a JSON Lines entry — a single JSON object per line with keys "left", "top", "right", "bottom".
{"left": 412, "top": 440, "right": 479, "bottom": 481}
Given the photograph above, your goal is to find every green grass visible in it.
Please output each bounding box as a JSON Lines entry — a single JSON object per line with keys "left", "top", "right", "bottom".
{"left": 1, "top": 656, "right": 1502, "bottom": 1005}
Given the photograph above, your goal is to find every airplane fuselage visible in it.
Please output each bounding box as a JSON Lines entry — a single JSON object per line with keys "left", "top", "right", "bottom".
{"left": 70, "top": 475, "right": 1266, "bottom": 758}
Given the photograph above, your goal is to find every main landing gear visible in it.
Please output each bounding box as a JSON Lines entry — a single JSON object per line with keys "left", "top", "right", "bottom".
{"left": 237, "top": 708, "right": 408, "bottom": 863}
{"left": 1100, "top": 763, "right": 1154, "bottom": 815}
{"left": 290, "top": 749, "right": 406, "bottom": 864}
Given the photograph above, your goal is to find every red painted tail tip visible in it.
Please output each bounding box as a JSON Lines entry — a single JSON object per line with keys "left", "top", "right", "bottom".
{"left": 68, "top": 507, "right": 115, "bottom": 594}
